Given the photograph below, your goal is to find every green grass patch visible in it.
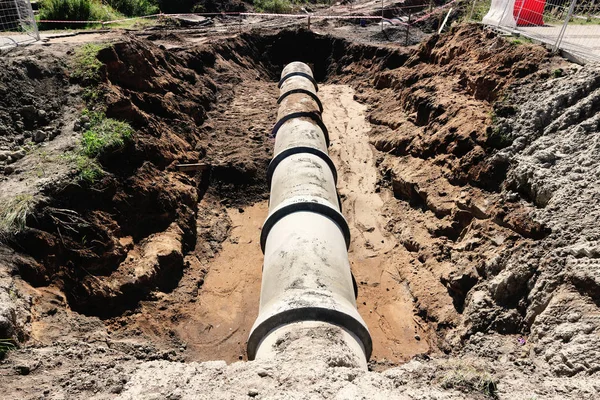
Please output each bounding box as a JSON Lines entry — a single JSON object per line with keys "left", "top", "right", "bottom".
{"left": 440, "top": 364, "right": 498, "bottom": 397}
{"left": 509, "top": 36, "right": 533, "bottom": 46}
{"left": 0, "top": 194, "right": 36, "bottom": 239}
{"left": 254, "top": 0, "right": 293, "bottom": 13}
{"left": 467, "top": 0, "right": 491, "bottom": 22}
{"left": 81, "top": 117, "right": 133, "bottom": 158}
{"left": 71, "top": 43, "right": 109, "bottom": 82}
{"left": 63, "top": 110, "right": 133, "bottom": 184}
{"left": 0, "top": 338, "right": 17, "bottom": 358}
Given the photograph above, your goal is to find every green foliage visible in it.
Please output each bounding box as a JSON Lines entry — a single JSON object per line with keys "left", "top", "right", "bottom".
{"left": 0, "top": 194, "right": 35, "bottom": 239}
{"left": 105, "top": 0, "right": 159, "bottom": 16}
{"left": 63, "top": 111, "right": 133, "bottom": 183}
{"left": 552, "top": 68, "right": 564, "bottom": 78}
{"left": 81, "top": 118, "right": 133, "bottom": 158}
{"left": 0, "top": 339, "right": 17, "bottom": 358}
{"left": 440, "top": 365, "right": 498, "bottom": 397}
{"left": 71, "top": 43, "right": 109, "bottom": 82}
{"left": 468, "top": 0, "right": 491, "bottom": 22}
{"left": 39, "top": 0, "right": 123, "bottom": 29}
{"left": 75, "top": 155, "right": 104, "bottom": 183}
{"left": 509, "top": 36, "right": 533, "bottom": 46}
{"left": 253, "top": 0, "right": 293, "bottom": 13}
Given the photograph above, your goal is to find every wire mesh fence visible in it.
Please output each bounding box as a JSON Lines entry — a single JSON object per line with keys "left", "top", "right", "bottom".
{"left": 0, "top": 0, "right": 39, "bottom": 48}
{"left": 470, "top": 0, "right": 600, "bottom": 62}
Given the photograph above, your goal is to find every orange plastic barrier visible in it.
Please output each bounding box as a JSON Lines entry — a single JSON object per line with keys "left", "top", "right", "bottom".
{"left": 514, "top": 0, "right": 546, "bottom": 26}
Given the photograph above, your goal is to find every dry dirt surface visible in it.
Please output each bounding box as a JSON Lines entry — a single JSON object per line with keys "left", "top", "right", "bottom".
{"left": 0, "top": 22, "right": 599, "bottom": 399}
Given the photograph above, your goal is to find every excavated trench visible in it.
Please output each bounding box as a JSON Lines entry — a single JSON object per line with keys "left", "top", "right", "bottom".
{"left": 1, "top": 25, "right": 561, "bottom": 367}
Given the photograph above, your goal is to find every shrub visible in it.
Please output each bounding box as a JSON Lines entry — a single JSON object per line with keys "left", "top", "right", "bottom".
{"left": 253, "top": 0, "right": 292, "bottom": 13}
{"left": 105, "top": 0, "right": 159, "bottom": 16}
{"left": 0, "top": 339, "right": 17, "bottom": 359}
{"left": 38, "top": 0, "right": 122, "bottom": 29}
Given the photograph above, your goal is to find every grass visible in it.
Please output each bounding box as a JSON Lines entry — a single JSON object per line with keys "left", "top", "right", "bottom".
{"left": 509, "top": 36, "right": 534, "bottom": 46}
{"left": 254, "top": 0, "right": 293, "bottom": 13}
{"left": 467, "top": 0, "right": 491, "bottom": 22}
{"left": 0, "top": 194, "right": 36, "bottom": 239}
{"left": 81, "top": 117, "right": 133, "bottom": 158}
{"left": 62, "top": 110, "right": 133, "bottom": 184}
{"left": 440, "top": 364, "right": 498, "bottom": 397}
{"left": 0, "top": 338, "right": 17, "bottom": 358}
{"left": 71, "top": 43, "right": 109, "bottom": 82}
{"left": 253, "top": 0, "right": 330, "bottom": 13}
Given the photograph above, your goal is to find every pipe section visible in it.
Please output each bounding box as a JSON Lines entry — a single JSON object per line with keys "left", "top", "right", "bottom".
{"left": 248, "top": 62, "right": 372, "bottom": 367}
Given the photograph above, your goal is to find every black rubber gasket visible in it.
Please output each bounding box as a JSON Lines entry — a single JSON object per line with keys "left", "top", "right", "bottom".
{"left": 278, "top": 71, "right": 319, "bottom": 92}
{"left": 267, "top": 147, "right": 337, "bottom": 188}
{"left": 271, "top": 112, "right": 329, "bottom": 147}
{"left": 247, "top": 307, "right": 372, "bottom": 361}
{"left": 260, "top": 201, "right": 351, "bottom": 253}
{"left": 278, "top": 89, "right": 323, "bottom": 113}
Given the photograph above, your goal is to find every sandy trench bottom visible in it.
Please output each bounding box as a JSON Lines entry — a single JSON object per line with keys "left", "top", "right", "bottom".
{"left": 185, "top": 84, "right": 430, "bottom": 363}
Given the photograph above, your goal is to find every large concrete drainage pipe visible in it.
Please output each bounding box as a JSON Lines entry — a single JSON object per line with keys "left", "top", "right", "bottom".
{"left": 248, "top": 62, "right": 371, "bottom": 369}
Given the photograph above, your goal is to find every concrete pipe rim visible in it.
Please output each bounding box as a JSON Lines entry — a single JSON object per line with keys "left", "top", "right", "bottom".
{"left": 278, "top": 89, "right": 323, "bottom": 113}
{"left": 278, "top": 71, "right": 319, "bottom": 92}
{"left": 260, "top": 200, "right": 351, "bottom": 253}
{"left": 272, "top": 112, "right": 330, "bottom": 147}
{"left": 247, "top": 307, "right": 372, "bottom": 361}
{"left": 267, "top": 146, "right": 338, "bottom": 189}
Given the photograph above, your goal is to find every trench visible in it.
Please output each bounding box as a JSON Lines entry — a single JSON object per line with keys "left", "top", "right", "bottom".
{"left": 2, "top": 25, "right": 552, "bottom": 369}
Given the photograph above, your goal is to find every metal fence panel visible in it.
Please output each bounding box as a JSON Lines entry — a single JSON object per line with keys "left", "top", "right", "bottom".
{"left": 471, "top": 0, "right": 600, "bottom": 62}
{"left": 0, "top": 0, "right": 39, "bottom": 49}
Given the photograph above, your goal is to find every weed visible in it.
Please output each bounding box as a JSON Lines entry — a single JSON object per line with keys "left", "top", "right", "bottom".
{"left": 0, "top": 338, "right": 16, "bottom": 358}
{"left": 76, "top": 155, "right": 104, "bottom": 183}
{"left": 81, "top": 118, "right": 133, "bottom": 158}
{"left": 440, "top": 364, "right": 498, "bottom": 397}
{"left": 552, "top": 68, "right": 564, "bottom": 78}
{"left": 254, "top": 0, "right": 293, "bottom": 13}
{"left": 509, "top": 36, "right": 533, "bottom": 46}
{"left": 71, "top": 43, "right": 109, "bottom": 82}
{"left": 0, "top": 194, "right": 36, "bottom": 239}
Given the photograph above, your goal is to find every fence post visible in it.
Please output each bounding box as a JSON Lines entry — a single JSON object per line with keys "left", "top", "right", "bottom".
{"left": 468, "top": 0, "right": 477, "bottom": 21}
{"left": 12, "top": 0, "right": 23, "bottom": 27}
{"left": 405, "top": 11, "right": 411, "bottom": 45}
{"left": 554, "top": 0, "right": 578, "bottom": 52}
{"left": 381, "top": 0, "right": 384, "bottom": 32}
{"left": 514, "top": 0, "right": 526, "bottom": 25}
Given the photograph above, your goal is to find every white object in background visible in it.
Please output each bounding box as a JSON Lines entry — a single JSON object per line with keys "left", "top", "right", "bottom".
{"left": 482, "top": 0, "right": 517, "bottom": 28}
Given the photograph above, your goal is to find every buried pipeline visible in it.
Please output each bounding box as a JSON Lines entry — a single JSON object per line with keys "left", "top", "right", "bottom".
{"left": 247, "top": 62, "right": 372, "bottom": 368}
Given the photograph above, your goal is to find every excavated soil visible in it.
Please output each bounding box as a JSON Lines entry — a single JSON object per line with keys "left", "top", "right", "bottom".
{"left": 1, "top": 22, "right": 599, "bottom": 399}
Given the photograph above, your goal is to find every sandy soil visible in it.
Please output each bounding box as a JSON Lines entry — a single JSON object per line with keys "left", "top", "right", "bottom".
{"left": 321, "top": 85, "right": 430, "bottom": 363}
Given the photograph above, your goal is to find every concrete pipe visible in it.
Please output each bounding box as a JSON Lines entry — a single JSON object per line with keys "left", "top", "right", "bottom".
{"left": 248, "top": 210, "right": 371, "bottom": 363}
{"left": 271, "top": 93, "right": 328, "bottom": 148}
{"left": 267, "top": 117, "right": 333, "bottom": 187}
{"left": 279, "top": 61, "right": 318, "bottom": 92}
{"left": 248, "top": 61, "right": 371, "bottom": 368}
{"left": 278, "top": 75, "right": 323, "bottom": 113}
